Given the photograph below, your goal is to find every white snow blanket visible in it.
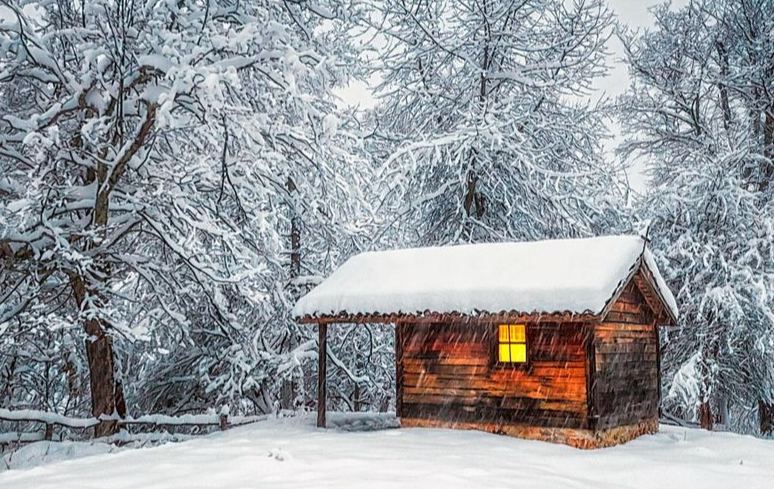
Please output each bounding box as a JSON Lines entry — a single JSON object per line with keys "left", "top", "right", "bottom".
{"left": 294, "top": 235, "right": 678, "bottom": 320}
{"left": 1, "top": 441, "right": 118, "bottom": 472}
{"left": 1, "top": 414, "right": 771, "bottom": 488}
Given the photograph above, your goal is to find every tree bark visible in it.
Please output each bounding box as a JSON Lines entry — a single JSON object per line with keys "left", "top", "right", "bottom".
{"left": 280, "top": 177, "right": 302, "bottom": 411}
{"left": 77, "top": 157, "right": 124, "bottom": 437}
{"left": 762, "top": 108, "right": 773, "bottom": 191}
{"left": 288, "top": 177, "right": 301, "bottom": 282}
{"left": 698, "top": 337, "right": 717, "bottom": 431}
{"left": 718, "top": 395, "right": 729, "bottom": 427}
{"left": 71, "top": 277, "right": 126, "bottom": 437}
{"left": 744, "top": 103, "right": 761, "bottom": 185}
{"left": 715, "top": 41, "right": 732, "bottom": 132}
{"left": 760, "top": 399, "right": 774, "bottom": 436}
{"left": 67, "top": 102, "right": 154, "bottom": 436}
{"left": 85, "top": 329, "right": 123, "bottom": 437}
{"left": 0, "top": 355, "right": 18, "bottom": 406}
{"left": 698, "top": 401, "right": 714, "bottom": 431}
{"left": 464, "top": 170, "right": 485, "bottom": 219}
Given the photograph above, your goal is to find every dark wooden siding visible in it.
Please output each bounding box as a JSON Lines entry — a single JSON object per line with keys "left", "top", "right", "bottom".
{"left": 592, "top": 278, "right": 660, "bottom": 430}
{"left": 399, "top": 322, "right": 589, "bottom": 429}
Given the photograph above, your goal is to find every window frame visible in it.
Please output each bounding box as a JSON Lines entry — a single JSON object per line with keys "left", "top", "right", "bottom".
{"left": 490, "top": 323, "right": 531, "bottom": 369}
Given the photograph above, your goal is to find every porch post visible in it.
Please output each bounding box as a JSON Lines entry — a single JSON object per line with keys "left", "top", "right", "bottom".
{"left": 317, "top": 322, "right": 328, "bottom": 428}
{"left": 395, "top": 322, "right": 403, "bottom": 418}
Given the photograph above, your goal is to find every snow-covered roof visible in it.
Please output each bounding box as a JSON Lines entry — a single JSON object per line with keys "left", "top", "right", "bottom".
{"left": 293, "top": 235, "right": 678, "bottom": 323}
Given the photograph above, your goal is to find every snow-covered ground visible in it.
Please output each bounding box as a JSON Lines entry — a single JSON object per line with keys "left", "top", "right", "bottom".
{"left": 1, "top": 414, "right": 772, "bottom": 488}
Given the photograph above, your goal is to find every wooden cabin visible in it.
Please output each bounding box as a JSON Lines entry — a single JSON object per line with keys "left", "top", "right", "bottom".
{"left": 294, "top": 235, "right": 678, "bottom": 449}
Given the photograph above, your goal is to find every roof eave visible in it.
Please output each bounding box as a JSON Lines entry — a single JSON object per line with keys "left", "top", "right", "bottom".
{"left": 598, "top": 256, "right": 678, "bottom": 327}
{"left": 296, "top": 310, "right": 602, "bottom": 325}
{"left": 638, "top": 259, "right": 679, "bottom": 326}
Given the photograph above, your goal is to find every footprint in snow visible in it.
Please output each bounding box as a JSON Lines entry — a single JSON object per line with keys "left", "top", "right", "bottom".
{"left": 268, "top": 448, "right": 290, "bottom": 461}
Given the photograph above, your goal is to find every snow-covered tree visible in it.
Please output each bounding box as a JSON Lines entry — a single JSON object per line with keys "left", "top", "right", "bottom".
{"left": 365, "top": 0, "right": 626, "bottom": 246}
{"left": 618, "top": 0, "right": 774, "bottom": 435}
{"left": 0, "top": 0, "right": 375, "bottom": 432}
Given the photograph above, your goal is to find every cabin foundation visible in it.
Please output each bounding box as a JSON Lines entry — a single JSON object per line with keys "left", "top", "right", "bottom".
{"left": 400, "top": 417, "right": 659, "bottom": 449}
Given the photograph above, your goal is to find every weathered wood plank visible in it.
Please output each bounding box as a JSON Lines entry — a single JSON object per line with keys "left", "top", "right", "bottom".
{"left": 592, "top": 285, "right": 660, "bottom": 430}
{"left": 402, "top": 402, "right": 587, "bottom": 427}
{"left": 402, "top": 383, "right": 587, "bottom": 403}
{"left": 603, "top": 311, "right": 652, "bottom": 325}
{"left": 398, "top": 321, "right": 591, "bottom": 430}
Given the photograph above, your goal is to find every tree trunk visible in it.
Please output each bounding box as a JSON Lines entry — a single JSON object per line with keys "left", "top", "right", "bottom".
{"left": 353, "top": 383, "right": 361, "bottom": 412}
{"left": 744, "top": 103, "right": 761, "bottom": 186}
{"left": 280, "top": 177, "right": 301, "bottom": 411}
{"left": 760, "top": 399, "right": 774, "bottom": 436}
{"left": 0, "top": 355, "right": 17, "bottom": 406}
{"left": 72, "top": 277, "right": 126, "bottom": 437}
{"left": 698, "top": 401, "right": 714, "bottom": 430}
{"left": 698, "top": 338, "right": 717, "bottom": 431}
{"left": 68, "top": 100, "right": 153, "bottom": 436}
{"left": 763, "top": 108, "right": 773, "bottom": 191}
{"left": 84, "top": 319, "right": 126, "bottom": 437}
{"left": 715, "top": 41, "right": 732, "bottom": 132}
{"left": 718, "top": 395, "right": 729, "bottom": 428}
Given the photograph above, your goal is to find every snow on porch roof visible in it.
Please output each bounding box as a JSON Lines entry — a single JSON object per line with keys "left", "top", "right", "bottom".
{"left": 293, "top": 235, "right": 678, "bottom": 322}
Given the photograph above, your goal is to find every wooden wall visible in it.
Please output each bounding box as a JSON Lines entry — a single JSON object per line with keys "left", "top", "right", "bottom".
{"left": 592, "top": 278, "right": 660, "bottom": 430}
{"left": 399, "top": 321, "right": 590, "bottom": 429}
{"left": 394, "top": 272, "right": 663, "bottom": 438}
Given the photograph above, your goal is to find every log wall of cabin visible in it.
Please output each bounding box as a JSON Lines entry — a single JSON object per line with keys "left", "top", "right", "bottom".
{"left": 592, "top": 280, "right": 660, "bottom": 430}
{"left": 398, "top": 321, "right": 590, "bottom": 429}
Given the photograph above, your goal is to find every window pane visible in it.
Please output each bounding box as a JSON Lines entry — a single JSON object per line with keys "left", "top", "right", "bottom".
{"left": 510, "top": 344, "right": 527, "bottom": 363}
{"left": 498, "top": 325, "right": 509, "bottom": 342}
{"left": 499, "top": 344, "right": 511, "bottom": 362}
{"left": 510, "top": 324, "right": 526, "bottom": 343}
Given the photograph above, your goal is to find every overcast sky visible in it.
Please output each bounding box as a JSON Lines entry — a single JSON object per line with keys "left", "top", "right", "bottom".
{"left": 596, "top": 0, "right": 688, "bottom": 192}
{"left": 598, "top": 0, "right": 688, "bottom": 100}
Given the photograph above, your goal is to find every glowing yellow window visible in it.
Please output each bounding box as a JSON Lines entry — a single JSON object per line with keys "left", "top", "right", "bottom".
{"left": 498, "top": 324, "right": 527, "bottom": 363}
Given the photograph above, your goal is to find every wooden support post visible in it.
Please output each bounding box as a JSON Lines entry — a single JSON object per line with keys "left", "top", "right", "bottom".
{"left": 44, "top": 423, "right": 53, "bottom": 441}
{"left": 317, "top": 323, "right": 328, "bottom": 428}
{"left": 395, "top": 322, "right": 403, "bottom": 418}
{"left": 219, "top": 413, "right": 228, "bottom": 431}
